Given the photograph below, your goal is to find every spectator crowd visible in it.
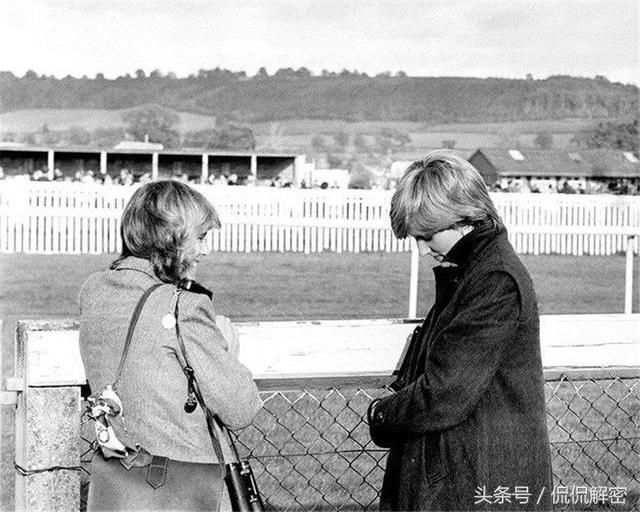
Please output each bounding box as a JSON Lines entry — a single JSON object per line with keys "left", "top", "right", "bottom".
{"left": 0, "top": 165, "right": 637, "bottom": 195}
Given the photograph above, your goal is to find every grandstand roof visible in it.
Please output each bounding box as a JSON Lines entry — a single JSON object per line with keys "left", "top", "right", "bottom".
{"left": 469, "top": 148, "right": 591, "bottom": 178}
{"left": 574, "top": 148, "right": 640, "bottom": 178}
{"left": 0, "top": 143, "right": 299, "bottom": 159}
{"left": 469, "top": 148, "right": 639, "bottom": 179}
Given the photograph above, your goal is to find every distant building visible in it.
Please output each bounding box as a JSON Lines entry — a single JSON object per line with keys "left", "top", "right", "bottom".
{"left": 389, "top": 150, "right": 474, "bottom": 181}
{"left": 468, "top": 148, "right": 640, "bottom": 194}
{"left": 0, "top": 144, "right": 305, "bottom": 185}
{"left": 389, "top": 161, "right": 414, "bottom": 180}
{"left": 308, "top": 168, "right": 350, "bottom": 189}
{"left": 113, "top": 141, "right": 164, "bottom": 151}
{"left": 577, "top": 149, "right": 640, "bottom": 179}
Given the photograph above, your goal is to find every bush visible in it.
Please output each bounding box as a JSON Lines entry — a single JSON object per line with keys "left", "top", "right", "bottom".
{"left": 122, "top": 105, "right": 181, "bottom": 148}
{"left": 184, "top": 124, "right": 255, "bottom": 150}
{"left": 348, "top": 164, "right": 373, "bottom": 189}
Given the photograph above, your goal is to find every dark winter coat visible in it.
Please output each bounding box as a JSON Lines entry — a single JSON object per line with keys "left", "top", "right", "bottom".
{"left": 369, "top": 220, "right": 553, "bottom": 511}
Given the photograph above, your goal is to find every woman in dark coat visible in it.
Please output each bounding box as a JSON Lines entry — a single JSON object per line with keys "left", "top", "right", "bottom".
{"left": 368, "top": 151, "right": 553, "bottom": 511}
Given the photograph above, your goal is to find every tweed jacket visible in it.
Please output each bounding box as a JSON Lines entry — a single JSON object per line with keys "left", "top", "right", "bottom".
{"left": 369, "top": 220, "right": 553, "bottom": 511}
{"left": 79, "top": 256, "right": 262, "bottom": 464}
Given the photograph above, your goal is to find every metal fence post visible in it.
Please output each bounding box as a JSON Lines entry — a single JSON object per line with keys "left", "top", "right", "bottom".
{"left": 13, "top": 320, "right": 85, "bottom": 512}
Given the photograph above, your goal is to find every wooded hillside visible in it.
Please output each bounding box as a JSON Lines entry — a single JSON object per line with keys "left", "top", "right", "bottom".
{"left": 1, "top": 71, "right": 636, "bottom": 124}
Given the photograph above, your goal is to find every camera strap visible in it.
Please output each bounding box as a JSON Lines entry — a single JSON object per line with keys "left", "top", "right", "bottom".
{"left": 172, "top": 294, "right": 234, "bottom": 469}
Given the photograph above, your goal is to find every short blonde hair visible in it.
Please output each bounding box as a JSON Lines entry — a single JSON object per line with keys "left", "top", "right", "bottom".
{"left": 112, "top": 180, "right": 221, "bottom": 283}
{"left": 390, "top": 150, "right": 500, "bottom": 239}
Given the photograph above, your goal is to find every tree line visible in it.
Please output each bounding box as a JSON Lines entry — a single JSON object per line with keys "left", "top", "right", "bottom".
{"left": 1, "top": 70, "right": 637, "bottom": 123}
{"left": 1, "top": 105, "right": 256, "bottom": 150}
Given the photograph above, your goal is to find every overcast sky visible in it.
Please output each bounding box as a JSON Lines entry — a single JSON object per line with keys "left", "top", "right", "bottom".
{"left": 1, "top": 0, "right": 638, "bottom": 84}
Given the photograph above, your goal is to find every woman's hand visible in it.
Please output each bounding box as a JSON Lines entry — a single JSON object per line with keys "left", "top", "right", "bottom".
{"left": 216, "top": 315, "right": 240, "bottom": 356}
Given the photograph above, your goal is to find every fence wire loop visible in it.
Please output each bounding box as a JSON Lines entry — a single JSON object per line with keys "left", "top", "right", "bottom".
{"left": 15, "top": 461, "right": 90, "bottom": 477}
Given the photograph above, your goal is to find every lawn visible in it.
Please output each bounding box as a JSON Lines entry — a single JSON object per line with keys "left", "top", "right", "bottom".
{"left": 1, "top": 251, "right": 636, "bottom": 323}
{"left": 2, "top": 110, "right": 598, "bottom": 137}
{"left": 1, "top": 251, "right": 637, "bottom": 379}
{"left": 1, "top": 110, "right": 601, "bottom": 155}
{"left": 1, "top": 252, "right": 639, "bottom": 510}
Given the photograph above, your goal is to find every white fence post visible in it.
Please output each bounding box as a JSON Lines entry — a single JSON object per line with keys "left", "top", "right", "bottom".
{"left": 408, "top": 238, "right": 419, "bottom": 318}
{"left": 201, "top": 154, "right": 209, "bottom": 184}
{"left": 100, "top": 151, "right": 107, "bottom": 175}
{"left": 151, "top": 153, "right": 159, "bottom": 179}
{"left": 250, "top": 154, "right": 257, "bottom": 182}
{"left": 47, "top": 151, "right": 54, "bottom": 180}
{"left": 625, "top": 235, "right": 636, "bottom": 314}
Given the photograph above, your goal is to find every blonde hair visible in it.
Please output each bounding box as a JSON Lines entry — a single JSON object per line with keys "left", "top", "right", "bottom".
{"left": 390, "top": 150, "right": 500, "bottom": 239}
{"left": 112, "top": 180, "right": 220, "bottom": 283}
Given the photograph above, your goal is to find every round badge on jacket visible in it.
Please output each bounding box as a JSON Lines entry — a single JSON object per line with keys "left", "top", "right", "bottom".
{"left": 162, "top": 314, "right": 176, "bottom": 329}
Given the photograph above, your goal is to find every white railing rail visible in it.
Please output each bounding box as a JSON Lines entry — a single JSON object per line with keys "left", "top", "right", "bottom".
{"left": 408, "top": 232, "right": 640, "bottom": 318}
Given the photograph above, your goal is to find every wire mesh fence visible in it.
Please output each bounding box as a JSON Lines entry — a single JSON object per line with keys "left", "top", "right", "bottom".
{"left": 79, "top": 375, "right": 639, "bottom": 511}
{"left": 545, "top": 376, "right": 639, "bottom": 510}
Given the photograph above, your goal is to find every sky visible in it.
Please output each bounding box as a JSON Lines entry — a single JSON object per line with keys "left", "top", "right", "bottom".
{"left": 1, "top": 0, "right": 638, "bottom": 84}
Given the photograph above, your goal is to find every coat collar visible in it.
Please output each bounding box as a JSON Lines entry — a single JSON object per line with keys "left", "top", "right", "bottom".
{"left": 112, "top": 256, "right": 160, "bottom": 282}
{"left": 112, "top": 256, "right": 214, "bottom": 300}
{"left": 442, "top": 218, "right": 505, "bottom": 270}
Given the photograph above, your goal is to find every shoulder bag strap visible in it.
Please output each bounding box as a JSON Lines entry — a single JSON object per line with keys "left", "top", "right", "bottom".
{"left": 113, "top": 283, "right": 164, "bottom": 388}
{"left": 173, "top": 294, "right": 230, "bottom": 466}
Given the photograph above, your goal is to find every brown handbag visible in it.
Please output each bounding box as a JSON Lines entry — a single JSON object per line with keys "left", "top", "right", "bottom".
{"left": 86, "top": 283, "right": 225, "bottom": 511}
{"left": 88, "top": 454, "right": 224, "bottom": 511}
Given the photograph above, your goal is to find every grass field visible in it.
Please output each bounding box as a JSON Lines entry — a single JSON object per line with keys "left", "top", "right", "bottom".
{"left": 1, "top": 251, "right": 638, "bottom": 374}
{"left": 1, "top": 252, "right": 638, "bottom": 510}
{"left": 0, "top": 108, "right": 218, "bottom": 133}
{"left": 0, "top": 109, "right": 602, "bottom": 136}
{"left": 1, "top": 110, "right": 602, "bottom": 154}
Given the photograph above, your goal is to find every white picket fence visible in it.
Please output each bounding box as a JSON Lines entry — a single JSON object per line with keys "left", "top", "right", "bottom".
{"left": 0, "top": 181, "right": 639, "bottom": 255}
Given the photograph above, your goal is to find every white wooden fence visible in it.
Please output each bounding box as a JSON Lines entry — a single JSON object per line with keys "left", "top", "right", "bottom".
{"left": 0, "top": 181, "right": 639, "bottom": 255}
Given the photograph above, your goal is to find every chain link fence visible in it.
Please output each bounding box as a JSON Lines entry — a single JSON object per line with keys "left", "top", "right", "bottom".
{"left": 79, "top": 374, "right": 639, "bottom": 511}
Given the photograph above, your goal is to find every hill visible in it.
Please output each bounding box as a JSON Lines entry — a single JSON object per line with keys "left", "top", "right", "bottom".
{"left": 0, "top": 109, "right": 611, "bottom": 154}
{"left": 0, "top": 108, "right": 217, "bottom": 133}
{"left": 1, "top": 71, "right": 637, "bottom": 124}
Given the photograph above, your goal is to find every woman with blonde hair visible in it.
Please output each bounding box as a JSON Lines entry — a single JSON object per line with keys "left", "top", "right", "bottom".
{"left": 368, "top": 151, "right": 552, "bottom": 511}
{"left": 80, "top": 180, "right": 261, "bottom": 510}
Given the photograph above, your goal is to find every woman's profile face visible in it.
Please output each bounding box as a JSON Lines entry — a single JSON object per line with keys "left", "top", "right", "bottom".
{"left": 183, "top": 228, "right": 212, "bottom": 277}
{"left": 416, "top": 228, "right": 467, "bottom": 262}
